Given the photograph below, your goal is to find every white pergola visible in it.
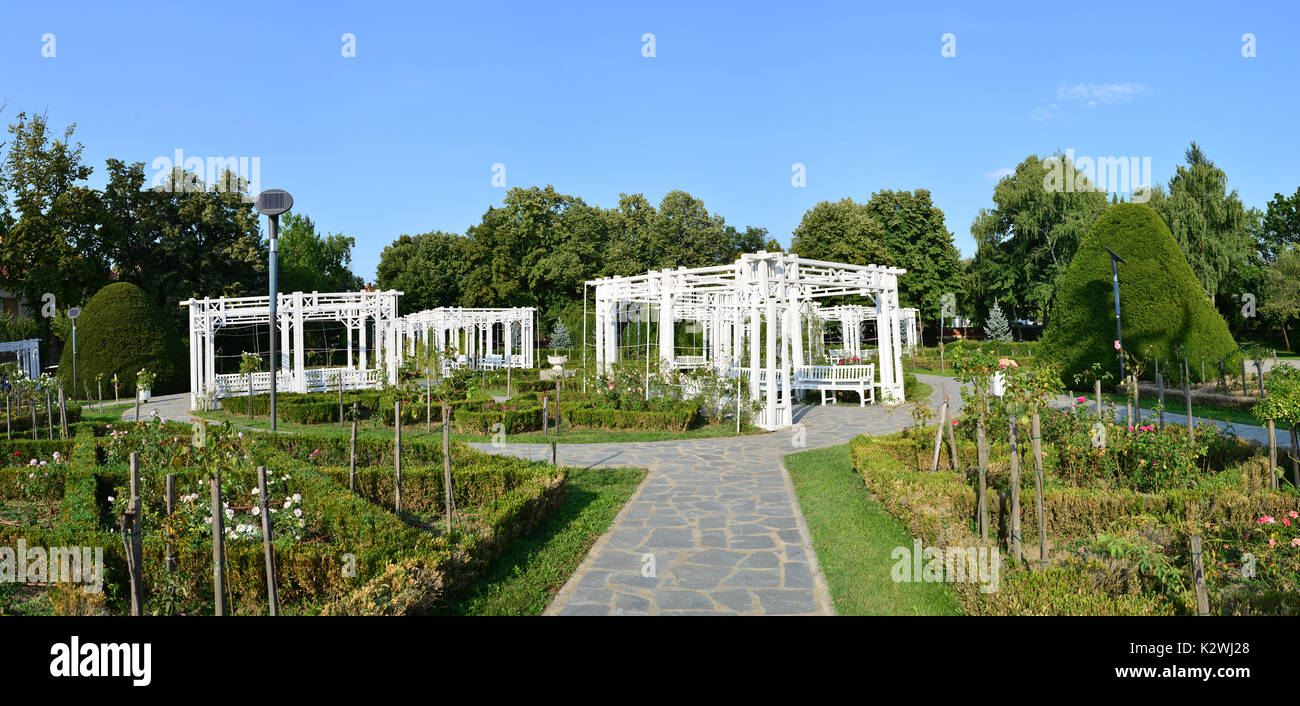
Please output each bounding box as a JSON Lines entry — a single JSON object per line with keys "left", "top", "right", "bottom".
{"left": 0, "top": 339, "right": 41, "bottom": 379}
{"left": 181, "top": 290, "right": 402, "bottom": 409}
{"left": 816, "top": 304, "right": 920, "bottom": 358}
{"left": 586, "top": 252, "right": 907, "bottom": 430}
{"left": 394, "top": 307, "right": 536, "bottom": 371}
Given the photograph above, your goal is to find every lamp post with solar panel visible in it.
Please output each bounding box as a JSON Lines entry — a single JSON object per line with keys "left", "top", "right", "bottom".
{"left": 256, "top": 189, "right": 293, "bottom": 432}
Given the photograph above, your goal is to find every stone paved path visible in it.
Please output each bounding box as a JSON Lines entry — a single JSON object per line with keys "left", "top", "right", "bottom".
{"left": 471, "top": 377, "right": 961, "bottom": 616}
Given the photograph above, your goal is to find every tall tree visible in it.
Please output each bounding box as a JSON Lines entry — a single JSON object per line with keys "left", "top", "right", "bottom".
{"left": 1261, "top": 246, "right": 1300, "bottom": 351}
{"left": 790, "top": 198, "right": 891, "bottom": 267}
{"left": 375, "top": 230, "right": 464, "bottom": 314}
{"left": 1148, "top": 142, "right": 1253, "bottom": 307}
{"left": 0, "top": 112, "right": 109, "bottom": 315}
{"left": 1260, "top": 186, "right": 1300, "bottom": 262}
{"left": 647, "top": 190, "right": 731, "bottom": 269}
{"left": 864, "top": 189, "right": 962, "bottom": 329}
{"left": 968, "top": 153, "right": 1109, "bottom": 326}
{"left": 276, "top": 212, "right": 363, "bottom": 293}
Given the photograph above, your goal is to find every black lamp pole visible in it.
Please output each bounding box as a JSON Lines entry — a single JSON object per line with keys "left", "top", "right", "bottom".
{"left": 256, "top": 190, "right": 294, "bottom": 432}
{"left": 1103, "top": 246, "right": 1127, "bottom": 383}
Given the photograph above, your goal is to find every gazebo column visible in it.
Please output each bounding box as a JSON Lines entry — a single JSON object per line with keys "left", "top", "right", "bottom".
{"left": 359, "top": 316, "right": 367, "bottom": 372}
{"left": 280, "top": 312, "right": 291, "bottom": 388}
{"left": 748, "top": 301, "right": 760, "bottom": 402}
{"left": 293, "top": 292, "right": 306, "bottom": 393}
{"left": 659, "top": 275, "right": 674, "bottom": 369}
{"left": 188, "top": 304, "right": 199, "bottom": 409}
{"left": 346, "top": 323, "right": 354, "bottom": 371}
{"left": 204, "top": 317, "right": 216, "bottom": 403}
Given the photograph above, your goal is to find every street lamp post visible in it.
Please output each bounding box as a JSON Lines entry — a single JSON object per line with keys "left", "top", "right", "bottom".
{"left": 256, "top": 189, "right": 294, "bottom": 432}
{"left": 1103, "top": 246, "right": 1127, "bottom": 383}
{"left": 68, "top": 307, "right": 81, "bottom": 402}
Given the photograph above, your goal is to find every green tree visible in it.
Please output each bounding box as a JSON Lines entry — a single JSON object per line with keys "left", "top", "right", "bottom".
{"left": 790, "top": 198, "right": 891, "bottom": 266}
{"left": 276, "top": 212, "right": 363, "bottom": 293}
{"left": 969, "top": 153, "right": 1109, "bottom": 326}
{"left": 1147, "top": 142, "right": 1253, "bottom": 308}
{"left": 1261, "top": 246, "right": 1300, "bottom": 351}
{"left": 0, "top": 112, "right": 109, "bottom": 317}
{"left": 647, "top": 190, "right": 731, "bottom": 269}
{"left": 1260, "top": 186, "right": 1300, "bottom": 262}
{"left": 99, "top": 160, "right": 267, "bottom": 332}
{"left": 864, "top": 189, "right": 962, "bottom": 331}
{"left": 375, "top": 230, "right": 464, "bottom": 314}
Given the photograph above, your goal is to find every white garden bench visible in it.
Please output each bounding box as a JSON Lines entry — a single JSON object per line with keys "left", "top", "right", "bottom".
{"left": 793, "top": 364, "right": 875, "bottom": 406}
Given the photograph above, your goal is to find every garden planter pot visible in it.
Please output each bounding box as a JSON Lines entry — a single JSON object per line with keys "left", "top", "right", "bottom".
{"left": 547, "top": 355, "right": 568, "bottom": 372}
{"left": 138, "top": 388, "right": 151, "bottom": 402}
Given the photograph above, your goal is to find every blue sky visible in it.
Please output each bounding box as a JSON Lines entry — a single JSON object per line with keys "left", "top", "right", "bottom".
{"left": 4, "top": 1, "right": 1298, "bottom": 281}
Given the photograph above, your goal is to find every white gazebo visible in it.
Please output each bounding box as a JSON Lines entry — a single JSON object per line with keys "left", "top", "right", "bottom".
{"left": 181, "top": 290, "right": 402, "bottom": 409}
{"left": 0, "top": 339, "right": 41, "bottom": 379}
{"left": 816, "top": 304, "right": 920, "bottom": 358}
{"left": 586, "top": 251, "right": 907, "bottom": 430}
{"left": 394, "top": 307, "right": 536, "bottom": 372}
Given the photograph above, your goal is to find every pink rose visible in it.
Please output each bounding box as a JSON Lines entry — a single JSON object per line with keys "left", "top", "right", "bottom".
{"left": 1114, "top": 341, "right": 1122, "bottom": 350}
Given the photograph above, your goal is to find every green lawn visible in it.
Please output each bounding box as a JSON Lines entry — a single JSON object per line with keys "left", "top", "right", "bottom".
{"left": 784, "top": 444, "right": 960, "bottom": 616}
{"left": 1095, "top": 392, "right": 1262, "bottom": 428}
{"left": 434, "top": 466, "right": 645, "bottom": 615}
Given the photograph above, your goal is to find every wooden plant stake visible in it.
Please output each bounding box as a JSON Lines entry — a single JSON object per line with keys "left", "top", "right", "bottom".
{"left": 339, "top": 375, "right": 345, "bottom": 427}
{"left": 1201, "top": 360, "right": 1206, "bottom": 384}
{"left": 135, "top": 394, "right": 140, "bottom": 422}
{"left": 542, "top": 395, "right": 549, "bottom": 435}
{"left": 930, "top": 401, "right": 947, "bottom": 472}
{"left": 114, "top": 379, "right": 119, "bottom": 407}
{"left": 5, "top": 394, "right": 10, "bottom": 440}
{"left": 211, "top": 469, "right": 227, "bottom": 616}
{"left": 976, "top": 410, "right": 989, "bottom": 540}
{"left": 1184, "top": 362, "right": 1194, "bottom": 439}
{"left": 97, "top": 379, "right": 103, "bottom": 412}
{"left": 394, "top": 400, "right": 402, "bottom": 514}
{"left": 257, "top": 466, "right": 279, "bottom": 616}
{"left": 1254, "top": 360, "right": 1265, "bottom": 400}
{"left": 1008, "top": 415, "right": 1022, "bottom": 563}
{"left": 1241, "top": 357, "right": 1249, "bottom": 396}
{"left": 46, "top": 390, "right": 54, "bottom": 439}
{"left": 552, "top": 440, "right": 558, "bottom": 465}
{"left": 1267, "top": 420, "right": 1278, "bottom": 490}
{"left": 1156, "top": 372, "right": 1165, "bottom": 428}
{"left": 1190, "top": 535, "right": 1210, "bottom": 616}
{"left": 1094, "top": 380, "right": 1102, "bottom": 416}
{"left": 946, "top": 407, "right": 961, "bottom": 475}
{"left": 120, "top": 453, "right": 144, "bottom": 615}
{"left": 349, "top": 403, "right": 358, "bottom": 492}
{"left": 58, "top": 385, "right": 67, "bottom": 438}
{"left": 442, "top": 400, "right": 453, "bottom": 535}
{"left": 1031, "top": 411, "right": 1047, "bottom": 568}
{"left": 165, "top": 474, "right": 176, "bottom": 574}
{"left": 30, "top": 397, "right": 37, "bottom": 440}
{"left": 1290, "top": 426, "right": 1300, "bottom": 488}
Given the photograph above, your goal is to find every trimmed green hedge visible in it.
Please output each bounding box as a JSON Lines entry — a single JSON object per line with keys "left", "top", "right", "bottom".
{"left": 851, "top": 431, "right": 1297, "bottom": 615}
{"left": 1040, "top": 203, "right": 1240, "bottom": 386}
{"left": 565, "top": 402, "right": 698, "bottom": 431}
{"left": 0, "top": 420, "right": 570, "bottom": 615}
{"left": 0, "top": 405, "right": 82, "bottom": 434}
{"left": 57, "top": 282, "right": 187, "bottom": 396}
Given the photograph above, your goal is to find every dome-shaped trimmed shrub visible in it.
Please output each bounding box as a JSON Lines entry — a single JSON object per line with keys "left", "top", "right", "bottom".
{"left": 58, "top": 282, "right": 187, "bottom": 396}
{"left": 1040, "top": 203, "right": 1240, "bottom": 387}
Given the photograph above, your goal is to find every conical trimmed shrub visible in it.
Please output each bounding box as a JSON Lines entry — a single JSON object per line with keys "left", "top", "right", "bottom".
{"left": 1040, "top": 203, "right": 1240, "bottom": 386}
{"left": 58, "top": 282, "right": 187, "bottom": 397}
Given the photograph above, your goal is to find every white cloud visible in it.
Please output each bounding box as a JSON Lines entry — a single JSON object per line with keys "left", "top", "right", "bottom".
{"left": 985, "top": 167, "right": 1014, "bottom": 181}
{"left": 1057, "top": 82, "right": 1148, "bottom": 108}
{"left": 1030, "top": 103, "right": 1061, "bottom": 121}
